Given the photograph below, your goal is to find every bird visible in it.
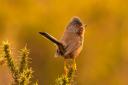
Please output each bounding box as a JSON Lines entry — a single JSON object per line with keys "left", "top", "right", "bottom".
{"left": 39, "top": 17, "right": 86, "bottom": 60}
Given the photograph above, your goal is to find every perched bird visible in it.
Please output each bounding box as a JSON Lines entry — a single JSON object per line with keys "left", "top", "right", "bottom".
{"left": 39, "top": 17, "right": 86, "bottom": 59}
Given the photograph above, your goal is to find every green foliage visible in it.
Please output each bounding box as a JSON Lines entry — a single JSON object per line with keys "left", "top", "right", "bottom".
{"left": 19, "top": 46, "right": 30, "bottom": 73}
{"left": 55, "top": 60, "right": 77, "bottom": 85}
{"left": 2, "top": 41, "right": 19, "bottom": 84}
{"left": 0, "top": 41, "right": 38, "bottom": 85}
{"left": 0, "top": 41, "right": 78, "bottom": 85}
{"left": 33, "top": 81, "right": 39, "bottom": 85}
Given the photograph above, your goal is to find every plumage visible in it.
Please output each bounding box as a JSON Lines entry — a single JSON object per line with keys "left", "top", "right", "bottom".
{"left": 56, "top": 17, "right": 86, "bottom": 59}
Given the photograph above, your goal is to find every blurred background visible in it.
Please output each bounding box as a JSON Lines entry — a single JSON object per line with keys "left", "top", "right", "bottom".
{"left": 0, "top": 0, "right": 128, "bottom": 85}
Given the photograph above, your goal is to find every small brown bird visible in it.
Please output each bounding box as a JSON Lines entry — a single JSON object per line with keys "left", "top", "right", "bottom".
{"left": 39, "top": 17, "right": 86, "bottom": 59}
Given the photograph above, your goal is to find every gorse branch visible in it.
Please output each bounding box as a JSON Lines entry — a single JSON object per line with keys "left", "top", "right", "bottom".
{"left": 19, "top": 46, "right": 30, "bottom": 73}
{"left": 1, "top": 41, "right": 78, "bottom": 85}
{"left": 1, "top": 41, "right": 38, "bottom": 85}
{"left": 19, "top": 68, "right": 33, "bottom": 85}
{"left": 2, "top": 41, "right": 19, "bottom": 84}
{"left": 55, "top": 59, "right": 77, "bottom": 85}
{"left": 18, "top": 46, "right": 33, "bottom": 85}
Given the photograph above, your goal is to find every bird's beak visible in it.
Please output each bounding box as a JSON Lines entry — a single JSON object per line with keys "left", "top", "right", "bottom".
{"left": 81, "top": 24, "right": 87, "bottom": 28}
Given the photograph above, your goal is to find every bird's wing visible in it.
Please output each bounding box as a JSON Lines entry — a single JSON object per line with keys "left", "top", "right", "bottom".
{"left": 64, "top": 41, "right": 81, "bottom": 56}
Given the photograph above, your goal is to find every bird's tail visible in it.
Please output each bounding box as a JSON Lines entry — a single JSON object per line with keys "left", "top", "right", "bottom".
{"left": 39, "top": 32, "right": 66, "bottom": 56}
{"left": 39, "top": 32, "right": 61, "bottom": 45}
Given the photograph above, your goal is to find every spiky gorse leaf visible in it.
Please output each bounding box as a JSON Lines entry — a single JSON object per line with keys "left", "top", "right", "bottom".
{"left": 0, "top": 55, "right": 6, "bottom": 65}
{"left": 33, "top": 81, "right": 39, "bottom": 85}
{"left": 55, "top": 74, "right": 70, "bottom": 85}
{"left": 19, "top": 68, "right": 33, "bottom": 85}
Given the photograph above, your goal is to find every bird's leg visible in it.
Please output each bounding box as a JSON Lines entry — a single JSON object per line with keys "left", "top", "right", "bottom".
{"left": 64, "top": 59, "right": 68, "bottom": 76}
{"left": 72, "top": 58, "right": 77, "bottom": 71}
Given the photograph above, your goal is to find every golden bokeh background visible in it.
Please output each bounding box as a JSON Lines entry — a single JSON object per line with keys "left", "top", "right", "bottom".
{"left": 0, "top": 0, "right": 128, "bottom": 85}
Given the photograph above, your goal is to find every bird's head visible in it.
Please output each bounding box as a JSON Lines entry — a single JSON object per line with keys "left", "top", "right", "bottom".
{"left": 66, "top": 16, "right": 87, "bottom": 35}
